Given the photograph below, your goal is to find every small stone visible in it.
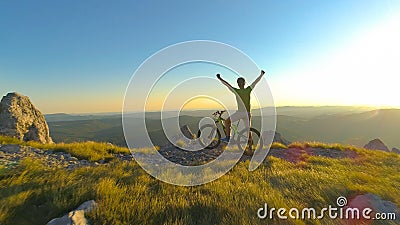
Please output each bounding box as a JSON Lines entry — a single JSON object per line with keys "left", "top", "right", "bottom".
{"left": 46, "top": 200, "right": 96, "bottom": 225}
{"left": 33, "top": 148, "right": 44, "bottom": 154}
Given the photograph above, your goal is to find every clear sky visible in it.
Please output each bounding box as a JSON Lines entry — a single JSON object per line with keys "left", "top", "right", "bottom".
{"left": 1, "top": 0, "right": 399, "bottom": 113}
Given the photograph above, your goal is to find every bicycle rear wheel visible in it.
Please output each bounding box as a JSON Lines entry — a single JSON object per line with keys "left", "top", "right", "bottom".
{"left": 236, "top": 127, "right": 263, "bottom": 154}
{"left": 197, "top": 124, "right": 221, "bottom": 149}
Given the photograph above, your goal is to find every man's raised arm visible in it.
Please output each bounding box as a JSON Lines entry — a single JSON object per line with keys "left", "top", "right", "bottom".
{"left": 250, "top": 70, "right": 266, "bottom": 89}
{"left": 216, "top": 74, "right": 235, "bottom": 92}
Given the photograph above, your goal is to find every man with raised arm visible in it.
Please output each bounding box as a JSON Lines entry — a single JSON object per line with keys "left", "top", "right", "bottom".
{"left": 216, "top": 70, "right": 266, "bottom": 144}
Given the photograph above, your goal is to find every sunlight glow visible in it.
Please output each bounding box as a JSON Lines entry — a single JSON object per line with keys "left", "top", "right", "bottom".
{"left": 272, "top": 14, "right": 400, "bottom": 108}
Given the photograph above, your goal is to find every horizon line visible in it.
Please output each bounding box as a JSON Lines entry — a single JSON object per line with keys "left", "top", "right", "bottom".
{"left": 44, "top": 105, "right": 400, "bottom": 115}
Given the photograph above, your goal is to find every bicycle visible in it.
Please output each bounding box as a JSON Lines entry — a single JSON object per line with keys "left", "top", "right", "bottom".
{"left": 196, "top": 110, "right": 263, "bottom": 154}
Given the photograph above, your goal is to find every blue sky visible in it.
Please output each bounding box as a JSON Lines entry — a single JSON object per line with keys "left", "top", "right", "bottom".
{"left": 1, "top": 0, "right": 399, "bottom": 113}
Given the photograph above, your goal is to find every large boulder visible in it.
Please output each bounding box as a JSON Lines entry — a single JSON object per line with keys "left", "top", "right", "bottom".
{"left": 363, "top": 138, "right": 389, "bottom": 152}
{"left": 0, "top": 92, "right": 52, "bottom": 144}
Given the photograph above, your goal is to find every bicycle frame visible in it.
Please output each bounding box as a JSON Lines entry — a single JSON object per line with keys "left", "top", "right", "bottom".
{"left": 213, "top": 111, "right": 241, "bottom": 138}
{"left": 199, "top": 110, "right": 261, "bottom": 151}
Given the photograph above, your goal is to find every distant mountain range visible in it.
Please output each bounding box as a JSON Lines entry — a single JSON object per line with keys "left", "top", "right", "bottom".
{"left": 45, "top": 106, "right": 400, "bottom": 149}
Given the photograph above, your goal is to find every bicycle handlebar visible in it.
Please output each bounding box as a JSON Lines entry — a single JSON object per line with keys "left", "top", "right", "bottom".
{"left": 212, "top": 110, "right": 226, "bottom": 117}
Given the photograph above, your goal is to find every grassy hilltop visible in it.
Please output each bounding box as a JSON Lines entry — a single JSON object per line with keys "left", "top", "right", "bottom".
{"left": 0, "top": 136, "right": 399, "bottom": 225}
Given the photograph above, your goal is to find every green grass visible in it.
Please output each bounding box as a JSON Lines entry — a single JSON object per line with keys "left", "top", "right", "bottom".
{"left": 288, "top": 141, "right": 364, "bottom": 151}
{"left": 0, "top": 137, "right": 399, "bottom": 224}
{"left": 0, "top": 135, "right": 22, "bottom": 145}
{"left": 0, "top": 165, "right": 7, "bottom": 178}
{"left": 270, "top": 142, "right": 288, "bottom": 149}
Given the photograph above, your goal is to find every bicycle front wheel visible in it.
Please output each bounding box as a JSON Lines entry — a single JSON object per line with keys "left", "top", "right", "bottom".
{"left": 197, "top": 124, "right": 221, "bottom": 149}
{"left": 236, "top": 128, "right": 263, "bottom": 154}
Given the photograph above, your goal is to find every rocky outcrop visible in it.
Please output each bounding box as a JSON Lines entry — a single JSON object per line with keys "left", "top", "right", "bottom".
{"left": 47, "top": 200, "right": 97, "bottom": 225}
{"left": 0, "top": 92, "right": 52, "bottom": 143}
{"left": 262, "top": 131, "right": 291, "bottom": 146}
{"left": 158, "top": 144, "right": 225, "bottom": 166}
{"left": 392, "top": 147, "right": 400, "bottom": 154}
{"left": 363, "top": 138, "right": 389, "bottom": 152}
{"left": 0, "top": 144, "right": 133, "bottom": 169}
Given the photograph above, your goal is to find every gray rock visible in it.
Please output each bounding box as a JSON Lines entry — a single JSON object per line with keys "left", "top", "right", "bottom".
{"left": 45, "top": 150, "right": 54, "bottom": 154}
{"left": 363, "top": 138, "right": 390, "bottom": 152}
{"left": 0, "top": 92, "right": 53, "bottom": 144}
{"left": 347, "top": 193, "right": 399, "bottom": 222}
{"left": 392, "top": 147, "right": 400, "bottom": 154}
{"left": 31, "top": 148, "right": 44, "bottom": 154}
{"left": 0, "top": 144, "right": 21, "bottom": 154}
{"left": 47, "top": 200, "right": 96, "bottom": 225}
